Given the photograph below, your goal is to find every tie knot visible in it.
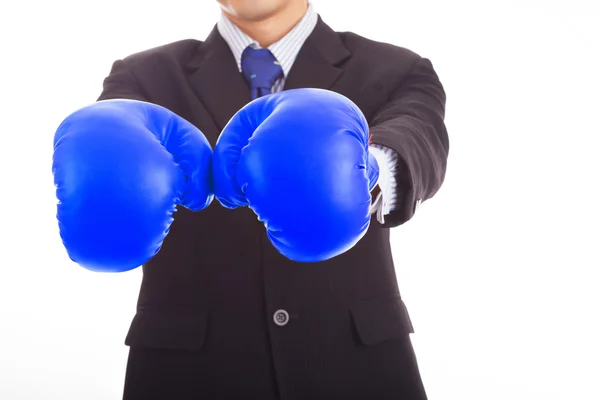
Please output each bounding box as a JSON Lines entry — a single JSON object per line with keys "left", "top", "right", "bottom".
{"left": 241, "top": 46, "right": 283, "bottom": 96}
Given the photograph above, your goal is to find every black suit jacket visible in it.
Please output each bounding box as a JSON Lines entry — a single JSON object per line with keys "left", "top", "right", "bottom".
{"left": 97, "top": 17, "right": 448, "bottom": 400}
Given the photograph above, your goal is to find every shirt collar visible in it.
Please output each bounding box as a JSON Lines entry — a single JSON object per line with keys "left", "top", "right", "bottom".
{"left": 217, "top": 2, "right": 318, "bottom": 77}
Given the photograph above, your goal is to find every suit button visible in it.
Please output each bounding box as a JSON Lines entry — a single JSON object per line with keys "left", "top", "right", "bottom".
{"left": 273, "top": 309, "right": 289, "bottom": 326}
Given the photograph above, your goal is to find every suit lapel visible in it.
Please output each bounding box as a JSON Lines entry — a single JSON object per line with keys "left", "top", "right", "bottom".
{"left": 284, "top": 16, "right": 351, "bottom": 91}
{"left": 185, "top": 26, "right": 250, "bottom": 132}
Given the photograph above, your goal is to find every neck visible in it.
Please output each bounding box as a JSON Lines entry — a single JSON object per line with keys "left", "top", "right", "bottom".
{"left": 224, "top": 1, "right": 309, "bottom": 48}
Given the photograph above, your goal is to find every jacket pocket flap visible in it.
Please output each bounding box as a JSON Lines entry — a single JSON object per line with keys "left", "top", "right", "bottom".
{"left": 125, "top": 308, "right": 209, "bottom": 351}
{"left": 351, "top": 294, "right": 414, "bottom": 346}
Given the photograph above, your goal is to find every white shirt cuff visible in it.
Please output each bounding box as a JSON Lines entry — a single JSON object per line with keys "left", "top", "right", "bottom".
{"left": 368, "top": 145, "right": 400, "bottom": 224}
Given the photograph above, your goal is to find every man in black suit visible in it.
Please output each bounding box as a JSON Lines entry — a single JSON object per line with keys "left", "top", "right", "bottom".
{"left": 97, "top": 0, "right": 449, "bottom": 398}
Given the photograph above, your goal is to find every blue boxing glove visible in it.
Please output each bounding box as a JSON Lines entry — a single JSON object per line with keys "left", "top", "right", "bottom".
{"left": 52, "top": 99, "right": 213, "bottom": 272}
{"left": 213, "top": 88, "right": 379, "bottom": 262}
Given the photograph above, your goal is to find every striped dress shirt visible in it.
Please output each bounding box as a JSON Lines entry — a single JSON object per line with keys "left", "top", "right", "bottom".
{"left": 217, "top": 2, "right": 400, "bottom": 222}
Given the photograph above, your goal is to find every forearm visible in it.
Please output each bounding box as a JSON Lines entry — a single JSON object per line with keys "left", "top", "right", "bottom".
{"left": 369, "top": 57, "right": 449, "bottom": 227}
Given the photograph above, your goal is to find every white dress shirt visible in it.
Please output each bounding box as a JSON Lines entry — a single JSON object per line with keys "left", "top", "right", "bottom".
{"left": 217, "top": 2, "right": 401, "bottom": 223}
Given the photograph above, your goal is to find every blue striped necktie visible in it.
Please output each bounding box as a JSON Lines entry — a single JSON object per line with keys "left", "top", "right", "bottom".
{"left": 241, "top": 46, "right": 284, "bottom": 100}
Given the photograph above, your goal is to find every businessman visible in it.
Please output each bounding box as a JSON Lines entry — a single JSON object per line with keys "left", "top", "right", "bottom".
{"left": 53, "top": 0, "right": 449, "bottom": 398}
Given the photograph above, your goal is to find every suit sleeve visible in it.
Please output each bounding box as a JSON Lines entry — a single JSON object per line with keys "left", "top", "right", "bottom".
{"left": 369, "top": 56, "right": 449, "bottom": 228}
{"left": 97, "top": 59, "right": 149, "bottom": 102}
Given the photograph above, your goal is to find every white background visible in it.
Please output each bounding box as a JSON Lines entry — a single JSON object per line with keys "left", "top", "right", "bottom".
{"left": 1, "top": 0, "right": 599, "bottom": 399}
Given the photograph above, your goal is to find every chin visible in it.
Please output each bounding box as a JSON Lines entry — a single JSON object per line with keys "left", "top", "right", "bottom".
{"left": 228, "top": 0, "right": 284, "bottom": 21}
